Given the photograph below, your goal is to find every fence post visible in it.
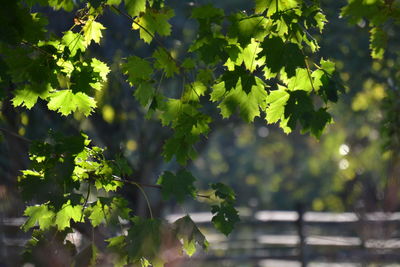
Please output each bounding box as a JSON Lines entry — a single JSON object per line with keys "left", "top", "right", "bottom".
{"left": 296, "top": 203, "right": 307, "bottom": 267}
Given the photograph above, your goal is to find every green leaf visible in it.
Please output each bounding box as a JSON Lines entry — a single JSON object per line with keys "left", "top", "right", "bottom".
{"left": 183, "top": 81, "right": 207, "bottom": 102}
{"left": 47, "top": 90, "right": 96, "bottom": 116}
{"left": 157, "top": 170, "right": 197, "bottom": 203}
{"left": 88, "top": 201, "right": 105, "bottom": 227}
{"left": 134, "top": 82, "right": 155, "bottom": 106}
{"left": 370, "top": 26, "right": 387, "bottom": 59}
{"left": 48, "top": 0, "right": 75, "bottom": 11}
{"left": 255, "top": 0, "right": 299, "bottom": 16}
{"left": 107, "top": 235, "right": 126, "bottom": 249}
{"left": 55, "top": 201, "right": 83, "bottom": 230}
{"left": 126, "top": 217, "right": 163, "bottom": 265}
{"left": 312, "top": 59, "right": 341, "bottom": 103}
{"left": 211, "top": 202, "right": 240, "bottom": 236}
{"left": 70, "top": 63, "right": 100, "bottom": 93}
{"left": 107, "top": 0, "right": 122, "bottom": 5}
{"left": 91, "top": 58, "right": 110, "bottom": 82}
{"left": 320, "top": 58, "right": 335, "bottom": 75}
{"left": 173, "top": 215, "right": 209, "bottom": 256}
{"left": 190, "top": 37, "right": 229, "bottom": 64}
{"left": 123, "top": 56, "right": 153, "bottom": 85}
{"left": 211, "top": 182, "right": 236, "bottom": 202}
{"left": 191, "top": 4, "right": 224, "bottom": 22}
{"left": 265, "top": 86, "right": 290, "bottom": 124}
{"left": 310, "top": 108, "right": 332, "bottom": 138}
{"left": 228, "top": 13, "right": 268, "bottom": 46}
{"left": 12, "top": 84, "right": 51, "bottom": 109}
{"left": 340, "top": 0, "right": 385, "bottom": 25}
{"left": 259, "top": 37, "right": 305, "bottom": 78}
{"left": 241, "top": 39, "right": 265, "bottom": 72}
{"left": 132, "top": 8, "right": 174, "bottom": 43}
{"left": 159, "top": 98, "right": 185, "bottom": 126}
{"left": 153, "top": 48, "right": 179, "bottom": 77}
{"left": 82, "top": 17, "right": 106, "bottom": 46}
{"left": 62, "top": 31, "right": 86, "bottom": 57}
{"left": 125, "top": 0, "right": 146, "bottom": 17}
{"left": 211, "top": 76, "right": 268, "bottom": 122}
{"left": 287, "top": 68, "right": 313, "bottom": 92}
{"left": 22, "top": 205, "right": 55, "bottom": 231}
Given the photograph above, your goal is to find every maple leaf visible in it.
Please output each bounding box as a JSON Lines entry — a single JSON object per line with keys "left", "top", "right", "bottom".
{"left": 126, "top": 217, "right": 163, "bottom": 266}
{"left": 211, "top": 76, "right": 267, "bottom": 122}
{"left": 48, "top": 0, "right": 74, "bottom": 11}
{"left": 312, "top": 59, "right": 342, "bottom": 103}
{"left": 228, "top": 13, "right": 268, "bottom": 46}
{"left": 310, "top": 108, "right": 332, "bottom": 138}
{"left": 191, "top": 4, "right": 224, "bottom": 22}
{"left": 12, "top": 84, "right": 51, "bottom": 109}
{"left": 47, "top": 90, "right": 96, "bottom": 116}
{"left": 173, "top": 215, "right": 209, "bottom": 256}
{"left": 153, "top": 48, "right": 179, "bottom": 77}
{"left": 91, "top": 58, "right": 110, "bottom": 87}
{"left": 125, "top": 0, "right": 146, "bottom": 17}
{"left": 259, "top": 37, "right": 305, "bottom": 78}
{"left": 183, "top": 81, "right": 207, "bottom": 102}
{"left": 123, "top": 56, "right": 153, "bottom": 85}
{"left": 370, "top": 27, "right": 387, "bottom": 59}
{"left": 162, "top": 135, "right": 197, "bottom": 164}
{"left": 88, "top": 201, "right": 105, "bottom": 227}
{"left": 287, "top": 68, "right": 313, "bottom": 92}
{"left": 190, "top": 36, "right": 229, "bottom": 64}
{"left": 82, "top": 17, "right": 106, "bottom": 46}
{"left": 212, "top": 183, "right": 236, "bottom": 202}
{"left": 62, "top": 31, "right": 86, "bottom": 57}
{"left": 22, "top": 205, "right": 55, "bottom": 231}
{"left": 134, "top": 82, "right": 155, "bottom": 106}
{"left": 255, "top": 0, "right": 299, "bottom": 16}
{"left": 55, "top": 201, "right": 82, "bottom": 230}
{"left": 132, "top": 8, "right": 174, "bottom": 43}
{"left": 265, "top": 86, "right": 290, "bottom": 124}
{"left": 70, "top": 63, "right": 99, "bottom": 93}
{"left": 211, "top": 202, "right": 240, "bottom": 236}
{"left": 157, "top": 170, "right": 197, "bottom": 203}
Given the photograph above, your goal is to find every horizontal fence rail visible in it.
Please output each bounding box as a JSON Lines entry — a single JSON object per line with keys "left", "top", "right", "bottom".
{"left": 166, "top": 210, "right": 400, "bottom": 266}
{"left": 2, "top": 210, "right": 400, "bottom": 266}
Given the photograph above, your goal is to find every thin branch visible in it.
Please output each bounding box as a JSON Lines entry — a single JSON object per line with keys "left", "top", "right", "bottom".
{"left": 0, "top": 126, "right": 212, "bottom": 200}
{"left": 113, "top": 176, "right": 162, "bottom": 189}
{"left": 108, "top": 5, "right": 182, "bottom": 70}
{"left": 113, "top": 175, "right": 211, "bottom": 199}
{"left": 20, "top": 40, "right": 54, "bottom": 58}
{"left": 80, "top": 184, "right": 91, "bottom": 222}
{"left": 0, "top": 126, "right": 31, "bottom": 143}
{"left": 114, "top": 176, "right": 154, "bottom": 219}
{"left": 300, "top": 48, "right": 316, "bottom": 93}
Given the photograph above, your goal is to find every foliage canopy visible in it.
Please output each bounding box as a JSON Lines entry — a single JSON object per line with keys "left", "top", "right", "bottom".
{"left": 1, "top": 0, "right": 399, "bottom": 266}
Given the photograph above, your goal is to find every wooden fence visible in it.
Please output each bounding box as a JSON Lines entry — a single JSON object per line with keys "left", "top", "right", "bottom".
{"left": 2, "top": 209, "right": 400, "bottom": 266}
{"left": 166, "top": 209, "right": 400, "bottom": 267}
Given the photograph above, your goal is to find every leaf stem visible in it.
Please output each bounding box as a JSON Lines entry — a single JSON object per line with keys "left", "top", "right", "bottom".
{"left": 133, "top": 181, "right": 154, "bottom": 219}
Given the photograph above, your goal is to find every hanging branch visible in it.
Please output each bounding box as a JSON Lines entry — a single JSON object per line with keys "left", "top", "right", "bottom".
{"left": 112, "top": 175, "right": 211, "bottom": 199}
{"left": 0, "top": 126, "right": 31, "bottom": 143}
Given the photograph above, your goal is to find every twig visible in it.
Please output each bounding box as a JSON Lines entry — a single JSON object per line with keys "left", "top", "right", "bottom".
{"left": 20, "top": 40, "right": 54, "bottom": 58}
{"left": 0, "top": 126, "right": 31, "bottom": 143}
{"left": 108, "top": 5, "right": 182, "bottom": 70}
{"left": 0, "top": 127, "right": 211, "bottom": 199}
{"left": 80, "top": 184, "right": 91, "bottom": 222}
{"left": 113, "top": 175, "right": 211, "bottom": 199}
